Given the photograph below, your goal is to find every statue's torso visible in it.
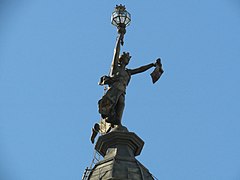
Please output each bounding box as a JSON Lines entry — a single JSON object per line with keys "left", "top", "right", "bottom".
{"left": 111, "top": 67, "right": 131, "bottom": 93}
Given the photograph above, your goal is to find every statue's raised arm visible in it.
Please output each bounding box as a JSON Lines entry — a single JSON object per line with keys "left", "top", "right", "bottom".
{"left": 109, "top": 33, "right": 123, "bottom": 76}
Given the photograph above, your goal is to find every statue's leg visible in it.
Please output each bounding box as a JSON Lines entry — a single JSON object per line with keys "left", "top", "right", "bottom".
{"left": 115, "top": 94, "right": 125, "bottom": 125}
{"left": 90, "top": 123, "right": 100, "bottom": 144}
{"left": 98, "top": 93, "right": 114, "bottom": 120}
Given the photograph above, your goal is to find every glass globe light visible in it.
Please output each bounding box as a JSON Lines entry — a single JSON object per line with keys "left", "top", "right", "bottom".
{"left": 111, "top": 4, "right": 131, "bottom": 28}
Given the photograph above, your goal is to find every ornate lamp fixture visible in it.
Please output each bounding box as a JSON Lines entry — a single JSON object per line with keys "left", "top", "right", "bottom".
{"left": 111, "top": 4, "right": 131, "bottom": 28}
{"left": 111, "top": 4, "right": 131, "bottom": 45}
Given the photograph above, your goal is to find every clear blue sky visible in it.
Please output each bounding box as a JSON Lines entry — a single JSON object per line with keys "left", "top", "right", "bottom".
{"left": 1, "top": 0, "right": 240, "bottom": 179}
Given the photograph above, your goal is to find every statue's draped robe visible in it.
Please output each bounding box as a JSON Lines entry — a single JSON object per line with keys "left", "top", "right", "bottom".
{"left": 98, "top": 67, "right": 131, "bottom": 124}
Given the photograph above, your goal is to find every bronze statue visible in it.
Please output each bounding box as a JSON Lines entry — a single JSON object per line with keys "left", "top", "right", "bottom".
{"left": 91, "top": 27, "right": 163, "bottom": 144}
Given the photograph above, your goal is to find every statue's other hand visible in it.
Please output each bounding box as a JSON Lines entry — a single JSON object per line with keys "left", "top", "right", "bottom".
{"left": 155, "top": 58, "right": 162, "bottom": 67}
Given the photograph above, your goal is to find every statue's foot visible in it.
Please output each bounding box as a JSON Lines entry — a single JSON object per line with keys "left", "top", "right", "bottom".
{"left": 90, "top": 129, "right": 97, "bottom": 144}
{"left": 90, "top": 123, "right": 100, "bottom": 144}
{"left": 111, "top": 124, "right": 128, "bottom": 132}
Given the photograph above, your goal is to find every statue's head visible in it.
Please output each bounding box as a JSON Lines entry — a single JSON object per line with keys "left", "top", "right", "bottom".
{"left": 119, "top": 52, "right": 131, "bottom": 65}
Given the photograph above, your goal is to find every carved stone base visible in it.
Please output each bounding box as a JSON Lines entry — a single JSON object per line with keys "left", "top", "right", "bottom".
{"left": 88, "top": 126, "right": 154, "bottom": 180}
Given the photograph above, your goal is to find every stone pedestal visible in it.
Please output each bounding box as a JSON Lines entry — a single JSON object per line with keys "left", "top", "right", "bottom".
{"left": 87, "top": 126, "right": 155, "bottom": 180}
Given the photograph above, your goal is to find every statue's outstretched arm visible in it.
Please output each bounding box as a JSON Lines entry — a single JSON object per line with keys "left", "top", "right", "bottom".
{"left": 129, "top": 63, "right": 155, "bottom": 75}
{"left": 109, "top": 34, "right": 123, "bottom": 76}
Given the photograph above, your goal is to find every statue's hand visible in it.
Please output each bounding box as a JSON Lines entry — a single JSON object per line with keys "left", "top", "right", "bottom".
{"left": 154, "top": 58, "right": 162, "bottom": 67}
{"left": 117, "top": 28, "right": 125, "bottom": 46}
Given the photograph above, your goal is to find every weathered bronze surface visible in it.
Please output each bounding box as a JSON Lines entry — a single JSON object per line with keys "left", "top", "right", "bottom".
{"left": 91, "top": 34, "right": 163, "bottom": 143}
{"left": 98, "top": 33, "right": 159, "bottom": 126}
{"left": 90, "top": 5, "right": 163, "bottom": 144}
